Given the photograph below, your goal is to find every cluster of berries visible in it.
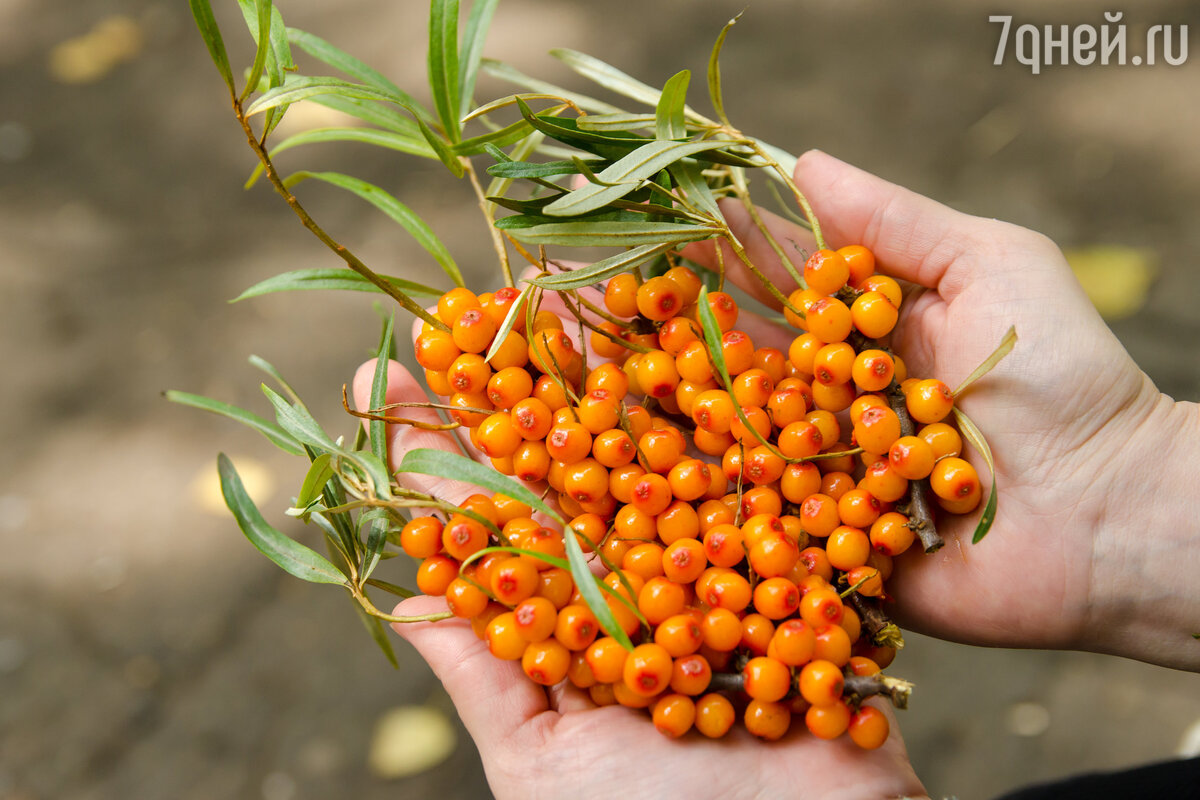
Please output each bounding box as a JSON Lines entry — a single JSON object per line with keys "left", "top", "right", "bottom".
{"left": 403, "top": 245, "right": 981, "bottom": 745}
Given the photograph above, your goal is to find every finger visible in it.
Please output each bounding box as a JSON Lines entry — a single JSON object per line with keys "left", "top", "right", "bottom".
{"left": 390, "top": 595, "right": 548, "bottom": 748}
{"left": 545, "top": 680, "right": 595, "bottom": 714}
{"left": 352, "top": 359, "right": 481, "bottom": 506}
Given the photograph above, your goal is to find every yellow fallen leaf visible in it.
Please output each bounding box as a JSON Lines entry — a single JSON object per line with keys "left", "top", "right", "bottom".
{"left": 1065, "top": 245, "right": 1157, "bottom": 320}
{"left": 367, "top": 706, "right": 457, "bottom": 780}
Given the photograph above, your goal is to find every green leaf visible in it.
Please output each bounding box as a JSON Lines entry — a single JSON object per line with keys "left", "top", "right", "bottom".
{"left": 355, "top": 604, "right": 400, "bottom": 668}
{"left": 503, "top": 220, "right": 713, "bottom": 248}
{"left": 707, "top": 13, "right": 742, "bottom": 127}
{"left": 551, "top": 48, "right": 669, "bottom": 112}
{"left": 451, "top": 118, "right": 534, "bottom": 155}
{"left": 307, "top": 94, "right": 427, "bottom": 136}
{"left": 655, "top": 70, "right": 690, "bottom": 140}
{"left": 544, "top": 139, "right": 733, "bottom": 217}
{"left": 188, "top": 0, "right": 234, "bottom": 92}
{"left": 369, "top": 314, "right": 394, "bottom": 468}
{"left": 291, "top": 452, "right": 335, "bottom": 515}
{"left": 287, "top": 28, "right": 431, "bottom": 123}
{"left": 165, "top": 390, "right": 303, "bottom": 455}
{"left": 486, "top": 128, "right": 546, "bottom": 200}
{"left": 366, "top": 578, "right": 417, "bottom": 598}
{"left": 667, "top": 160, "right": 722, "bottom": 219}
{"left": 528, "top": 242, "right": 676, "bottom": 291}
{"left": 247, "top": 354, "right": 305, "bottom": 409}
{"left": 232, "top": 268, "right": 444, "bottom": 302}
{"left": 483, "top": 283, "right": 531, "bottom": 362}
{"left": 458, "top": 0, "right": 499, "bottom": 119}
{"left": 416, "top": 116, "right": 465, "bottom": 178}
{"left": 953, "top": 326, "right": 1018, "bottom": 397}
{"left": 218, "top": 454, "right": 348, "bottom": 585}
{"left": 429, "top": 0, "right": 462, "bottom": 142}
{"left": 284, "top": 171, "right": 463, "bottom": 287}
{"left": 485, "top": 160, "right": 585, "bottom": 179}
{"left": 246, "top": 128, "right": 437, "bottom": 188}
{"left": 245, "top": 76, "right": 421, "bottom": 119}
{"left": 397, "top": 449, "right": 565, "bottom": 525}
{"left": 262, "top": 384, "right": 337, "bottom": 451}
{"left": 952, "top": 407, "right": 999, "bottom": 544}
{"left": 480, "top": 59, "right": 624, "bottom": 115}
{"left": 358, "top": 507, "right": 392, "bottom": 584}
{"left": 576, "top": 113, "right": 657, "bottom": 133}
{"left": 240, "top": 0, "right": 273, "bottom": 103}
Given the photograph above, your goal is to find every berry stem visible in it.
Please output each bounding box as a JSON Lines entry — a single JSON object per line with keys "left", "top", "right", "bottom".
{"left": 845, "top": 591, "right": 906, "bottom": 650}
{"left": 886, "top": 384, "right": 943, "bottom": 553}
{"left": 465, "top": 159, "right": 514, "bottom": 288}
{"left": 843, "top": 673, "right": 913, "bottom": 710}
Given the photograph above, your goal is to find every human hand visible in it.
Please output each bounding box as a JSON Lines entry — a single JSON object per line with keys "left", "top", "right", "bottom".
{"left": 689, "top": 150, "right": 1199, "bottom": 669}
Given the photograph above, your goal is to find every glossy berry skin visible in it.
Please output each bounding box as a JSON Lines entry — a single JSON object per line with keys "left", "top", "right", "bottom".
{"left": 848, "top": 704, "right": 891, "bottom": 749}
{"left": 522, "top": 639, "right": 570, "bottom": 685}
{"left": 695, "top": 693, "right": 736, "bottom": 738}
{"left": 837, "top": 244, "right": 876, "bottom": 287}
{"left": 906, "top": 379, "right": 955, "bottom": 424}
{"left": 637, "top": 276, "right": 684, "bottom": 321}
{"left": 930, "top": 457, "right": 982, "bottom": 508}
{"left": 798, "top": 659, "right": 844, "bottom": 706}
{"left": 652, "top": 694, "right": 696, "bottom": 739}
{"left": 623, "top": 643, "right": 674, "bottom": 696}
{"left": 803, "top": 249, "right": 851, "bottom": 295}
{"left": 806, "top": 699, "right": 852, "bottom": 740}
{"left": 744, "top": 699, "right": 791, "bottom": 741}
{"left": 743, "top": 656, "right": 792, "bottom": 702}
{"left": 850, "top": 291, "right": 899, "bottom": 338}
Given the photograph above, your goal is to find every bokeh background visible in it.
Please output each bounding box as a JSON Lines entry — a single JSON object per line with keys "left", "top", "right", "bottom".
{"left": 2, "top": 1, "right": 1199, "bottom": 798}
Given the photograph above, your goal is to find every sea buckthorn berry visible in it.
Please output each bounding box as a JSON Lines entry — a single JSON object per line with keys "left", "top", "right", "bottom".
{"left": 614, "top": 504, "right": 656, "bottom": 544}
{"left": 730, "top": 407, "right": 772, "bottom": 446}
{"left": 675, "top": 379, "right": 712, "bottom": 418}
{"left": 638, "top": 576, "right": 686, "bottom": 625}
{"left": 848, "top": 656, "right": 881, "bottom": 677}
{"left": 512, "top": 596, "right": 558, "bottom": 642}
{"left": 700, "top": 291, "right": 739, "bottom": 331}
{"left": 720, "top": 330, "right": 755, "bottom": 375}
{"left": 636, "top": 276, "right": 683, "bottom": 321}
{"left": 415, "top": 554, "right": 459, "bottom": 596}
{"left": 483, "top": 286, "right": 524, "bottom": 329}
{"left": 740, "top": 613, "right": 776, "bottom": 656}
{"left": 470, "top": 602, "right": 507, "bottom": 640}
{"left": 860, "top": 459, "right": 909, "bottom": 503}
{"left": 699, "top": 571, "right": 750, "bottom": 613}
{"left": 800, "top": 493, "right": 840, "bottom": 538}
{"left": 574, "top": 390, "right": 619, "bottom": 434}
{"left": 767, "top": 387, "right": 811, "bottom": 428}
{"left": 805, "top": 410, "right": 841, "bottom": 447}
{"left": 744, "top": 699, "right": 791, "bottom": 741}
{"left": 512, "top": 440, "right": 550, "bottom": 482}
{"left": 670, "top": 653, "right": 712, "bottom": 696}
{"left": 783, "top": 287, "right": 810, "bottom": 328}
{"left": 629, "top": 473, "right": 672, "bottom": 516}
{"left": 592, "top": 429, "right": 636, "bottom": 468}
{"left": 848, "top": 705, "right": 891, "bottom": 750}
{"left": 584, "top": 637, "right": 630, "bottom": 684}
{"left": 532, "top": 374, "right": 569, "bottom": 412}
{"left": 850, "top": 291, "right": 899, "bottom": 339}
{"left": 449, "top": 392, "right": 491, "bottom": 430}
{"left": 700, "top": 523, "right": 744, "bottom": 569}
{"left": 848, "top": 395, "right": 887, "bottom": 428}
{"left": 664, "top": 266, "right": 702, "bottom": 306}
{"left": 662, "top": 539, "right": 707, "bottom": 584}
{"left": 698, "top": 499, "right": 735, "bottom": 532}
{"left": 846, "top": 565, "right": 884, "bottom": 598}
{"left": 811, "top": 380, "right": 855, "bottom": 413}
{"left": 424, "top": 368, "right": 453, "bottom": 397}
{"left": 749, "top": 537, "right": 801, "bottom": 583}
{"left": 826, "top": 526, "right": 871, "bottom": 571}
{"left": 400, "top": 516, "right": 443, "bottom": 559}
{"left": 798, "top": 547, "right": 834, "bottom": 582}
{"left": 800, "top": 588, "right": 844, "bottom": 628}
{"left": 528, "top": 329, "right": 577, "bottom": 379}
{"left": 775, "top": 421, "right": 821, "bottom": 460}
{"left": 623, "top": 642, "right": 673, "bottom": 696}
{"left": 487, "top": 330, "right": 529, "bottom": 371}
{"left": 486, "top": 367, "right": 533, "bottom": 411}
{"left": 608, "top": 463, "right": 647, "bottom": 505}
{"left": 852, "top": 349, "right": 895, "bottom": 392}
{"left": 656, "top": 500, "right": 700, "bottom": 545}
{"left": 604, "top": 273, "right": 640, "bottom": 317}
{"left": 695, "top": 693, "right": 736, "bottom": 739}
{"left": 804, "top": 249, "right": 851, "bottom": 295}
{"left": 590, "top": 323, "right": 628, "bottom": 360}
{"left": 451, "top": 307, "right": 498, "bottom": 354}
{"left": 633, "top": 350, "right": 679, "bottom": 399}
{"left": 564, "top": 458, "right": 609, "bottom": 505}
{"left": 437, "top": 287, "right": 480, "bottom": 326}
{"left": 743, "top": 445, "right": 786, "bottom": 485}
{"left": 661, "top": 459, "right": 707, "bottom": 503}
{"left": 753, "top": 347, "right": 788, "bottom": 384}
{"left": 622, "top": 542, "right": 666, "bottom": 581}
{"left": 584, "top": 362, "right": 629, "bottom": 398}
{"left": 752, "top": 576, "right": 801, "bottom": 620}
{"left": 869, "top": 511, "right": 915, "bottom": 556}
{"left": 490, "top": 557, "right": 539, "bottom": 606}
{"left": 445, "top": 577, "right": 489, "bottom": 619}
{"left": 675, "top": 340, "right": 714, "bottom": 384}
{"left": 743, "top": 656, "right": 792, "bottom": 702}
{"left": 475, "top": 412, "right": 522, "bottom": 459}
{"left": 806, "top": 699, "right": 852, "bottom": 740}
{"left": 806, "top": 297, "right": 853, "bottom": 343}
{"left": 545, "top": 422, "right": 592, "bottom": 464}
{"left": 813, "top": 623, "right": 853, "bottom": 666}
{"left": 812, "top": 342, "right": 855, "bottom": 386}
{"left": 701, "top": 607, "right": 743, "bottom": 652}
{"left": 837, "top": 244, "right": 876, "bottom": 287}
{"left": 770, "top": 619, "right": 817, "bottom": 667}
{"left": 533, "top": 567, "right": 573, "bottom": 610}
{"left": 655, "top": 614, "right": 704, "bottom": 657}
{"left": 414, "top": 330, "right": 461, "bottom": 372}
{"left": 838, "top": 488, "right": 882, "bottom": 529}
{"left": 889, "top": 435, "right": 935, "bottom": 480}
{"left": 740, "top": 487, "right": 783, "bottom": 520}
{"left": 485, "top": 611, "right": 528, "bottom": 661}
{"left": 859, "top": 274, "right": 902, "bottom": 307}
{"left": 637, "top": 429, "right": 684, "bottom": 474}
{"left": 448, "top": 353, "right": 492, "bottom": 395}
{"left": 906, "top": 379, "right": 955, "bottom": 424}
{"left": 442, "top": 516, "right": 487, "bottom": 562}
{"left": 781, "top": 462, "right": 822, "bottom": 504}
{"left": 740, "top": 513, "right": 785, "bottom": 549}
{"left": 522, "top": 639, "right": 570, "bottom": 686}
{"left": 651, "top": 694, "right": 696, "bottom": 739}
{"left": 854, "top": 406, "right": 902, "bottom": 455}
{"left": 820, "top": 471, "right": 855, "bottom": 502}
{"left": 658, "top": 316, "right": 702, "bottom": 356}
{"left": 530, "top": 310, "right": 564, "bottom": 334}
{"left": 787, "top": 332, "right": 823, "bottom": 375}
{"left": 919, "top": 422, "right": 963, "bottom": 460}
{"left": 732, "top": 368, "right": 774, "bottom": 408}
{"left": 798, "top": 659, "right": 844, "bottom": 706}
{"left": 930, "top": 456, "right": 982, "bottom": 502}
{"left": 554, "top": 604, "right": 600, "bottom": 651}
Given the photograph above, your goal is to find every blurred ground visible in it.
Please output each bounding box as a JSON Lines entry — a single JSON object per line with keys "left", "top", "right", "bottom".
{"left": 2, "top": 1, "right": 1199, "bottom": 798}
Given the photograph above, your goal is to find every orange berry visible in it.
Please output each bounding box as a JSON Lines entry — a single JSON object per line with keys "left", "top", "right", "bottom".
{"left": 442, "top": 515, "right": 488, "bottom": 562}
{"left": 635, "top": 350, "right": 681, "bottom": 399}
{"left": 702, "top": 523, "right": 745, "bottom": 569}
{"left": 906, "top": 379, "right": 954, "bottom": 424}
{"left": 850, "top": 393, "right": 888, "bottom": 427}
{"left": 702, "top": 571, "right": 752, "bottom": 613}
{"left": 732, "top": 368, "right": 774, "bottom": 408}
{"left": 513, "top": 596, "right": 559, "bottom": 642}
{"left": 743, "top": 656, "right": 792, "bottom": 702}
{"left": 637, "top": 428, "right": 685, "bottom": 474}
{"left": 608, "top": 463, "right": 647, "bottom": 505}
{"left": 486, "top": 366, "right": 533, "bottom": 410}
{"left": 888, "top": 435, "right": 935, "bottom": 480}
{"left": 806, "top": 297, "right": 853, "bottom": 343}
{"left": 854, "top": 406, "right": 902, "bottom": 455}
{"left": 414, "top": 330, "right": 462, "bottom": 372}
{"left": 869, "top": 511, "right": 915, "bottom": 556}
{"left": 752, "top": 576, "right": 801, "bottom": 620}
{"left": 800, "top": 588, "right": 844, "bottom": 628}
{"left": 767, "top": 386, "right": 811, "bottom": 428}
{"left": 564, "top": 457, "right": 609, "bottom": 505}
{"left": 451, "top": 307, "right": 498, "bottom": 354}
{"left": 522, "top": 638, "right": 570, "bottom": 685}
{"left": 820, "top": 471, "right": 856, "bottom": 501}
{"left": 720, "top": 330, "right": 755, "bottom": 375}
{"left": 512, "top": 440, "right": 550, "bottom": 482}
{"left": 621, "top": 542, "right": 666, "bottom": 581}
{"left": 740, "top": 613, "right": 776, "bottom": 656}
{"left": 662, "top": 538, "right": 707, "bottom": 584}
{"left": 655, "top": 613, "right": 704, "bottom": 657}
{"left": 730, "top": 406, "right": 772, "bottom": 446}
{"left": 852, "top": 349, "right": 895, "bottom": 392}
{"left": 787, "top": 332, "right": 823, "bottom": 375}
{"left": 837, "top": 245, "right": 876, "bottom": 287}
{"left": 656, "top": 500, "right": 700, "bottom": 545}
{"left": 651, "top": 694, "right": 696, "bottom": 738}
{"left": 848, "top": 705, "right": 891, "bottom": 749}
{"left": 800, "top": 493, "right": 840, "bottom": 538}
{"left": 545, "top": 422, "right": 592, "bottom": 464}
{"left": 811, "top": 380, "right": 855, "bottom": 412}
{"left": 798, "top": 659, "right": 844, "bottom": 706}
{"left": 744, "top": 699, "right": 791, "bottom": 741}
{"left": 701, "top": 607, "right": 743, "bottom": 652}
{"left": 670, "top": 653, "right": 713, "bottom": 696}
{"left": 826, "top": 525, "right": 871, "bottom": 571}
{"left": 658, "top": 316, "right": 702, "bottom": 356}
{"left": 554, "top": 604, "right": 600, "bottom": 651}
{"left": 929, "top": 457, "right": 982, "bottom": 504}
{"left": 695, "top": 693, "right": 736, "bottom": 738}
{"left": 859, "top": 459, "right": 909, "bottom": 503}
{"left": 770, "top": 619, "right": 817, "bottom": 667}
{"left": 623, "top": 642, "right": 673, "bottom": 696}
{"left": 585, "top": 637, "right": 630, "bottom": 684}
{"left": 675, "top": 340, "right": 714, "bottom": 384}
{"left": 805, "top": 699, "right": 852, "bottom": 739}
{"left": 804, "top": 249, "right": 851, "bottom": 295}
{"left": 636, "top": 276, "right": 684, "bottom": 321}
{"left": 777, "top": 421, "right": 824, "bottom": 459}
{"left": 742, "top": 445, "right": 786, "bottom": 485}
{"left": 400, "top": 516, "right": 443, "bottom": 559}
{"left": 781, "top": 461, "right": 822, "bottom": 504}
{"left": 850, "top": 291, "right": 898, "bottom": 339}
{"left": 805, "top": 410, "right": 841, "bottom": 447}
{"left": 445, "top": 577, "right": 489, "bottom": 618}
{"left": 592, "top": 428, "right": 636, "bottom": 468}
{"left": 437, "top": 287, "right": 480, "bottom": 326}
{"left": 485, "top": 611, "right": 528, "bottom": 660}
{"left": 858, "top": 274, "right": 902, "bottom": 307}
{"left": 448, "top": 353, "right": 492, "bottom": 395}
{"left": 919, "top": 421, "right": 963, "bottom": 460}
{"left": 838, "top": 488, "right": 882, "bottom": 529}
{"left": 813, "top": 623, "right": 852, "bottom": 666}
{"left": 845, "top": 565, "right": 884, "bottom": 598}
{"left": 490, "top": 557, "right": 539, "bottom": 605}
{"left": 475, "top": 412, "right": 522, "bottom": 459}
{"left": 812, "top": 342, "right": 855, "bottom": 386}
{"left": 699, "top": 291, "right": 739, "bottom": 332}
{"left": 638, "top": 576, "right": 687, "bottom": 625}
{"left": 604, "top": 273, "right": 640, "bottom": 317}
{"left": 532, "top": 374, "right": 569, "bottom": 412}
{"left": 614, "top": 504, "right": 656, "bottom": 544}
{"left": 797, "top": 547, "right": 834, "bottom": 582}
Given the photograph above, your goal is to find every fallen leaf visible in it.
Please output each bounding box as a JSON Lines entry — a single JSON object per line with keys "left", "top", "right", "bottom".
{"left": 1065, "top": 245, "right": 1157, "bottom": 320}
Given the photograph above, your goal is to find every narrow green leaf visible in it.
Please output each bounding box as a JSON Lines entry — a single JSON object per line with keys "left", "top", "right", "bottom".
{"left": 218, "top": 454, "right": 348, "bottom": 585}
{"left": 287, "top": 28, "right": 432, "bottom": 123}
{"left": 233, "top": 268, "right": 443, "bottom": 302}
{"left": 240, "top": 0, "right": 273, "bottom": 103}
{"left": 188, "top": 0, "right": 234, "bottom": 92}
{"left": 953, "top": 327, "right": 1018, "bottom": 398}
{"left": 366, "top": 578, "right": 417, "bottom": 598}
{"left": 307, "top": 94, "right": 427, "bottom": 136}
{"left": 354, "top": 602, "right": 400, "bottom": 668}
{"left": 416, "top": 117, "right": 465, "bottom": 178}
{"left": 481, "top": 59, "right": 623, "bottom": 115}
{"left": 451, "top": 118, "right": 534, "bottom": 155}
{"left": 359, "top": 507, "right": 392, "bottom": 584}
{"left": 655, "top": 70, "right": 690, "bottom": 140}
{"left": 262, "top": 384, "right": 337, "bottom": 449}
{"left": 562, "top": 528, "right": 635, "bottom": 650}
{"left": 483, "top": 284, "right": 531, "bottom": 362}
{"left": 551, "top": 48, "right": 668, "bottom": 111}
{"left": 293, "top": 452, "right": 335, "bottom": 514}
{"left": 245, "top": 76, "right": 420, "bottom": 119}
{"left": 429, "top": 0, "right": 462, "bottom": 142}
{"left": 284, "top": 171, "right": 463, "bottom": 287}
{"left": 369, "top": 315, "right": 394, "bottom": 467}
{"left": 486, "top": 160, "right": 584, "bottom": 179}
{"left": 397, "top": 449, "right": 565, "bottom": 525}
{"left": 503, "top": 220, "right": 713, "bottom": 248}
{"left": 707, "top": 13, "right": 742, "bottom": 127}
{"left": 247, "top": 355, "right": 305, "bottom": 409}
{"left": 165, "top": 390, "right": 303, "bottom": 455}
{"left": 529, "top": 242, "right": 676, "bottom": 291}
{"left": 667, "top": 160, "right": 722, "bottom": 219}
{"left": 486, "top": 128, "right": 545, "bottom": 200}
{"left": 576, "top": 113, "right": 657, "bottom": 133}
{"left": 458, "top": 0, "right": 499, "bottom": 119}
{"left": 246, "top": 127, "right": 436, "bottom": 188}
{"left": 952, "top": 408, "right": 999, "bottom": 544}
{"left": 544, "top": 139, "right": 732, "bottom": 217}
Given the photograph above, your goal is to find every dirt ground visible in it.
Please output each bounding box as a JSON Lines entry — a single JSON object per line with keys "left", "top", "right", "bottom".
{"left": 2, "top": 1, "right": 1199, "bottom": 798}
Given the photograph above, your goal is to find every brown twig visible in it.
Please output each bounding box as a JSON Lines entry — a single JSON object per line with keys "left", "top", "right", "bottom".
{"left": 844, "top": 673, "right": 914, "bottom": 710}
{"left": 886, "top": 384, "right": 943, "bottom": 552}
{"left": 846, "top": 591, "right": 906, "bottom": 650}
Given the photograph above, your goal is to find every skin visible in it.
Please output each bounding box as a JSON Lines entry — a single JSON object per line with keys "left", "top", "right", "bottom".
{"left": 351, "top": 150, "right": 1200, "bottom": 799}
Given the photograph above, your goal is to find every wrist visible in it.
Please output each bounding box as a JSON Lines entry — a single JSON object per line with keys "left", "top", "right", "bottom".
{"left": 1084, "top": 387, "right": 1200, "bottom": 671}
